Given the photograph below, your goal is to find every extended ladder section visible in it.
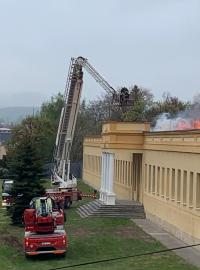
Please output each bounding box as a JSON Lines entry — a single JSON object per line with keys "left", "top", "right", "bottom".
{"left": 53, "top": 56, "right": 116, "bottom": 186}
{"left": 54, "top": 58, "right": 83, "bottom": 182}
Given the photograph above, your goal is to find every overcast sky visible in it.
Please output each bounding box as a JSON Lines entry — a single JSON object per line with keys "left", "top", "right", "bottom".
{"left": 0, "top": 0, "right": 199, "bottom": 108}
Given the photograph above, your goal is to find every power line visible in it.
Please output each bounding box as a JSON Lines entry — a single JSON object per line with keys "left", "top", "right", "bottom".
{"left": 47, "top": 243, "right": 200, "bottom": 270}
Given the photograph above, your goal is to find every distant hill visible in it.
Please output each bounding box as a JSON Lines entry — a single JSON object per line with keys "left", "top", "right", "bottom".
{"left": 0, "top": 107, "right": 40, "bottom": 123}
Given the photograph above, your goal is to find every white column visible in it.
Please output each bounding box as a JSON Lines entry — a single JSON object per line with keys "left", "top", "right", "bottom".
{"left": 108, "top": 154, "right": 113, "bottom": 192}
{"left": 105, "top": 153, "right": 109, "bottom": 192}
{"left": 100, "top": 152, "right": 116, "bottom": 205}
{"left": 105, "top": 153, "right": 116, "bottom": 205}
{"left": 103, "top": 153, "right": 107, "bottom": 202}
{"left": 100, "top": 152, "right": 106, "bottom": 203}
{"left": 100, "top": 152, "right": 104, "bottom": 201}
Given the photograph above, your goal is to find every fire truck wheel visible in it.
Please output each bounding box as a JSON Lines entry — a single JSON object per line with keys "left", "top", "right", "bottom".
{"left": 64, "top": 197, "right": 71, "bottom": 209}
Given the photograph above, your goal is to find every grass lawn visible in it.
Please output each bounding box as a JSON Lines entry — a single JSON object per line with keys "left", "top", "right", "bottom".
{"left": 0, "top": 180, "right": 198, "bottom": 270}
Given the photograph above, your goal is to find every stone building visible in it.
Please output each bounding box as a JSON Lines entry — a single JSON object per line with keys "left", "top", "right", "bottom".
{"left": 83, "top": 122, "right": 200, "bottom": 246}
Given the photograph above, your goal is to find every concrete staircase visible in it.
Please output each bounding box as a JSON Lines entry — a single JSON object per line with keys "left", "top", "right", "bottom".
{"left": 77, "top": 200, "right": 146, "bottom": 219}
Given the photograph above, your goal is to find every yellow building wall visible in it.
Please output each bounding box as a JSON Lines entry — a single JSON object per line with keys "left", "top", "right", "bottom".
{"left": 82, "top": 122, "right": 200, "bottom": 243}
{"left": 112, "top": 149, "right": 143, "bottom": 201}
{"left": 83, "top": 140, "right": 102, "bottom": 190}
{"left": 143, "top": 132, "right": 200, "bottom": 243}
{"left": 83, "top": 122, "right": 148, "bottom": 200}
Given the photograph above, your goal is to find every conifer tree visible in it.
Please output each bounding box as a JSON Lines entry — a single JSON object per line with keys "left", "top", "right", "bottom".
{"left": 8, "top": 122, "right": 45, "bottom": 224}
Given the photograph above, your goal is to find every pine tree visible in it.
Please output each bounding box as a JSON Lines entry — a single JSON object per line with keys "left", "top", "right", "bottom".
{"left": 8, "top": 123, "right": 45, "bottom": 224}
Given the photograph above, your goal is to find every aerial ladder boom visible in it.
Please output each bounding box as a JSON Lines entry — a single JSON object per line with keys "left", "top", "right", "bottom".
{"left": 75, "top": 57, "right": 116, "bottom": 96}
{"left": 53, "top": 57, "right": 116, "bottom": 187}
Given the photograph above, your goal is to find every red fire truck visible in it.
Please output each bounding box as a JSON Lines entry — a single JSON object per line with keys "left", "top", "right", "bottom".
{"left": 24, "top": 197, "right": 67, "bottom": 256}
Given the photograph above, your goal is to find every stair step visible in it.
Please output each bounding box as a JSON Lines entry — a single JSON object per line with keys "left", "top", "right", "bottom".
{"left": 77, "top": 207, "right": 91, "bottom": 217}
{"left": 77, "top": 200, "right": 146, "bottom": 219}
{"left": 77, "top": 208, "right": 90, "bottom": 218}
